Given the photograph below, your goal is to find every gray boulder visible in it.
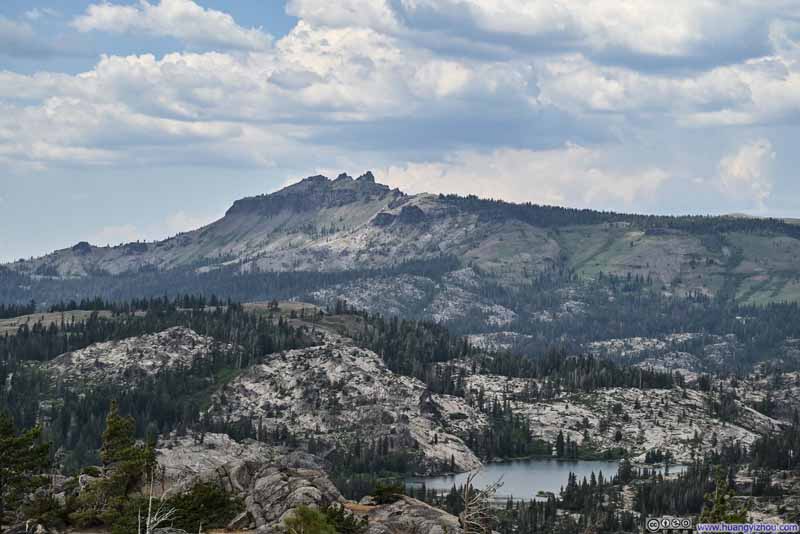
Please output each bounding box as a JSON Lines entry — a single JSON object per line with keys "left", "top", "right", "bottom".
{"left": 365, "top": 496, "right": 463, "bottom": 534}
{"left": 157, "top": 434, "right": 342, "bottom": 533}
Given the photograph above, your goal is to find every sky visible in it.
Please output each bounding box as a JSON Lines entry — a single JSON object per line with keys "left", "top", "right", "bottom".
{"left": 1, "top": 0, "right": 800, "bottom": 263}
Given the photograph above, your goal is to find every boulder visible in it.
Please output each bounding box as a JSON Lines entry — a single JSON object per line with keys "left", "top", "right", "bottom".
{"left": 157, "top": 434, "right": 468, "bottom": 533}
{"left": 365, "top": 496, "right": 464, "bottom": 534}
{"left": 157, "top": 434, "right": 342, "bottom": 533}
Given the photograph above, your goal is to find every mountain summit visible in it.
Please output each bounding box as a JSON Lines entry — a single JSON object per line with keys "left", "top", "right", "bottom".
{"left": 226, "top": 172, "right": 397, "bottom": 217}
{"left": 6, "top": 172, "right": 800, "bottom": 311}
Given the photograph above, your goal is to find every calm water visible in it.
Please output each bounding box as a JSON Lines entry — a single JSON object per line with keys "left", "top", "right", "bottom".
{"left": 406, "top": 458, "right": 620, "bottom": 501}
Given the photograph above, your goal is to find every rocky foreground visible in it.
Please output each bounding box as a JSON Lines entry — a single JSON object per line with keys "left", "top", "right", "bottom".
{"left": 157, "top": 433, "right": 464, "bottom": 534}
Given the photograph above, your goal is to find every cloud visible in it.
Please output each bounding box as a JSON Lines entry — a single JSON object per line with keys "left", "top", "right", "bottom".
{"left": 72, "top": 0, "right": 272, "bottom": 51}
{"left": 90, "top": 224, "right": 141, "bottom": 246}
{"left": 24, "top": 8, "right": 59, "bottom": 21}
{"left": 1, "top": 0, "right": 798, "bottom": 218}
{"left": 380, "top": 144, "right": 669, "bottom": 208}
{"left": 288, "top": 0, "right": 778, "bottom": 69}
{"left": 164, "top": 210, "right": 218, "bottom": 234}
{"left": 0, "top": 16, "right": 53, "bottom": 58}
{"left": 286, "top": 0, "right": 401, "bottom": 34}
{"left": 0, "top": 22, "right": 544, "bottom": 170}
{"left": 89, "top": 210, "right": 221, "bottom": 246}
{"left": 717, "top": 139, "right": 776, "bottom": 209}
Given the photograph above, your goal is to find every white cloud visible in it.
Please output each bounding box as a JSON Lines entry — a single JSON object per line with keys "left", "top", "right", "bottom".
{"left": 0, "top": 0, "right": 797, "bottom": 218}
{"left": 0, "top": 21, "right": 541, "bottom": 170}
{"left": 25, "top": 7, "right": 59, "bottom": 20}
{"left": 72, "top": 0, "right": 272, "bottom": 51}
{"left": 91, "top": 224, "right": 141, "bottom": 246}
{"left": 535, "top": 51, "right": 800, "bottom": 129}
{"left": 380, "top": 145, "right": 669, "bottom": 208}
{"left": 0, "top": 16, "right": 51, "bottom": 58}
{"left": 24, "top": 8, "right": 59, "bottom": 21}
{"left": 717, "top": 139, "right": 775, "bottom": 209}
{"left": 286, "top": 0, "right": 401, "bottom": 34}
{"left": 290, "top": 0, "right": 776, "bottom": 65}
{"left": 89, "top": 210, "right": 221, "bottom": 246}
{"left": 164, "top": 210, "right": 218, "bottom": 234}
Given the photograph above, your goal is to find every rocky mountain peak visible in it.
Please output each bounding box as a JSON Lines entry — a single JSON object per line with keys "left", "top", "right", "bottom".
{"left": 71, "top": 241, "right": 94, "bottom": 255}
{"left": 357, "top": 170, "right": 375, "bottom": 182}
{"left": 225, "top": 172, "right": 400, "bottom": 217}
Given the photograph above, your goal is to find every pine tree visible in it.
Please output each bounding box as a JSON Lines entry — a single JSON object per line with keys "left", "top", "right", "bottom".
{"left": 555, "top": 431, "right": 565, "bottom": 458}
{"left": 0, "top": 414, "right": 50, "bottom": 527}
{"left": 70, "top": 401, "right": 155, "bottom": 528}
{"left": 699, "top": 470, "right": 748, "bottom": 524}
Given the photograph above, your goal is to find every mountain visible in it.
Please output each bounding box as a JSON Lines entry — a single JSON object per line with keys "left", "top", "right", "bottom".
{"left": 8, "top": 172, "right": 800, "bottom": 304}
{"left": 5, "top": 172, "right": 800, "bottom": 371}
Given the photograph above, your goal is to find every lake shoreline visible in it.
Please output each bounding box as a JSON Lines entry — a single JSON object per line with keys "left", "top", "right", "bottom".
{"left": 406, "top": 457, "right": 621, "bottom": 501}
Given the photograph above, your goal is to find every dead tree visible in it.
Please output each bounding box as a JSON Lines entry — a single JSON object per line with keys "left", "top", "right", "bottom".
{"left": 459, "top": 470, "right": 503, "bottom": 534}
{"left": 139, "top": 466, "right": 178, "bottom": 534}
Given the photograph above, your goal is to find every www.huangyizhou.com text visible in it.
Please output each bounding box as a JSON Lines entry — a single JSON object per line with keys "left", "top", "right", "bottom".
{"left": 696, "top": 524, "right": 800, "bottom": 533}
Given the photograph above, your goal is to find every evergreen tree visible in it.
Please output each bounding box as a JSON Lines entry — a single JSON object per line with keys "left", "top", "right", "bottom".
{"left": 0, "top": 414, "right": 49, "bottom": 527}
{"left": 70, "top": 401, "right": 155, "bottom": 528}
{"left": 699, "top": 471, "right": 748, "bottom": 524}
{"left": 555, "top": 431, "right": 565, "bottom": 458}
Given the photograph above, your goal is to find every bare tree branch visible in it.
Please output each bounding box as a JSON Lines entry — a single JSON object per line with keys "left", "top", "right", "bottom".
{"left": 459, "top": 469, "right": 502, "bottom": 534}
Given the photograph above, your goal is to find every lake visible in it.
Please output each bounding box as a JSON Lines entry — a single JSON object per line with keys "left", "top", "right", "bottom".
{"left": 406, "top": 458, "right": 620, "bottom": 501}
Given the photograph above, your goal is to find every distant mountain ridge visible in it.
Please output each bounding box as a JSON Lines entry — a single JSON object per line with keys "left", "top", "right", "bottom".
{"left": 5, "top": 172, "right": 800, "bottom": 322}
{"left": 0, "top": 172, "right": 800, "bottom": 343}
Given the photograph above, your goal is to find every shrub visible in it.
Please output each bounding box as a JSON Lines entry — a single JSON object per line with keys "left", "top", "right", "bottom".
{"left": 372, "top": 481, "right": 404, "bottom": 505}
{"left": 284, "top": 506, "right": 336, "bottom": 534}
{"left": 168, "top": 482, "right": 244, "bottom": 531}
{"left": 322, "top": 504, "right": 368, "bottom": 534}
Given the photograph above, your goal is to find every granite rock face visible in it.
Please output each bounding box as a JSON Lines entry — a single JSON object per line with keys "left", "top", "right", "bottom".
{"left": 47, "top": 326, "right": 229, "bottom": 387}
{"left": 240, "top": 463, "right": 344, "bottom": 532}
{"left": 156, "top": 434, "right": 469, "bottom": 533}
{"left": 157, "top": 434, "right": 343, "bottom": 533}
{"left": 365, "top": 496, "right": 464, "bottom": 534}
{"left": 204, "top": 330, "right": 483, "bottom": 475}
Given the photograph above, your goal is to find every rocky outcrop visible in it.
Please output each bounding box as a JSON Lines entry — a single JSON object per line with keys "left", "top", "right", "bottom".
{"left": 205, "top": 331, "right": 483, "bottom": 474}
{"left": 366, "top": 497, "right": 463, "bottom": 534}
{"left": 157, "top": 434, "right": 343, "bottom": 533}
{"left": 226, "top": 173, "right": 400, "bottom": 217}
{"left": 397, "top": 205, "right": 427, "bottom": 224}
{"left": 157, "top": 434, "right": 470, "bottom": 533}
{"left": 47, "top": 327, "right": 228, "bottom": 386}
{"left": 364, "top": 496, "right": 463, "bottom": 534}
{"left": 71, "top": 241, "right": 93, "bottom": 255}
{"left": 246, "top": 465, "right": 344, "bottom": 530}
{"left": 371, "top": 212, "right": 397, "bottom": 227}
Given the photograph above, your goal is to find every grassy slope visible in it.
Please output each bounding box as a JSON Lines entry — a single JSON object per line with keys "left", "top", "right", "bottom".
{"left": 0, "top": 310, "right": 113, "bottom": 335}
{"left": 552, "top": 226, "right": 800, "bottom": 304}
